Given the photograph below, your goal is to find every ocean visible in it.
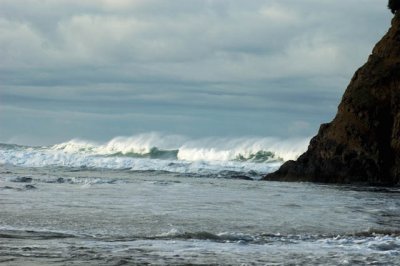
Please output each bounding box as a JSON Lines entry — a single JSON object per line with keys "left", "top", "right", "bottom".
{"left": 1, "top": 133, "right": 399, "bottom": 265}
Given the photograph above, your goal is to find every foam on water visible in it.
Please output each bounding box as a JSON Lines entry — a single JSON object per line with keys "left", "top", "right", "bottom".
{"left": 50, "top": 133, "right": 308, "bottom": 162}
{"left": 51, "top": 133, "right": 186, "bottom": 156}
{"left": 177, "top": 136, "right": 307, "bottom": 162}
{"left": 0, "top": 133, "right": 309, "bottom": 176}
{"left": 1, "top": 226, "right": 399, "bottom": 265}
{"left": 1, "top": 163, "right": 400, "bottom": 265}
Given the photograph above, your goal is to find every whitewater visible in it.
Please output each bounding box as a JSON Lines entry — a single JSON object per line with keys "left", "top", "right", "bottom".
{"left": 0, "top": 133, "right": 309, "bottom": 179}
{"left": 1, "top": 133, "right": 400, "bottom": 265}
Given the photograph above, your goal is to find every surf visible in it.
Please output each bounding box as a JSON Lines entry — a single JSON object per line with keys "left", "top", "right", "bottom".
{"left": 0, "top": 133, "right": 310, "bottom": 177}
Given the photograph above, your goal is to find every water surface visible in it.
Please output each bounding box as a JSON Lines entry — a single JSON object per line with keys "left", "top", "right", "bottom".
{"left": 1, "top": 164, "right": 399, "bottom": 265}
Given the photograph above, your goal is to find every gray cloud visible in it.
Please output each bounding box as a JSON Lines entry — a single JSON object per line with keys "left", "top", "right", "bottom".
{"left": 0, "top": 0, "right": 392, "bottom": 144}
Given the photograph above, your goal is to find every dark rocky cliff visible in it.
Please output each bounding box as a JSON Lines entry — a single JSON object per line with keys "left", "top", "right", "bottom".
{"left": 264, "top": 12, "right": 400, "bottom": 186}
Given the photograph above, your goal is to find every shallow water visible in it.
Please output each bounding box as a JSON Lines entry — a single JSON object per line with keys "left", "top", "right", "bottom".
{"left": 1, "top": 164, "right": 400, "bottom": 265}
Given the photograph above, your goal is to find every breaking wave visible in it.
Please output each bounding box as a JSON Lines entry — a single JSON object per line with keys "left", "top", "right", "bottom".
{"left": 49, "top": 133, "right": 308, "bottom": 162}
{"left": 0, "top": 133, "right": 309, "bottom": 175}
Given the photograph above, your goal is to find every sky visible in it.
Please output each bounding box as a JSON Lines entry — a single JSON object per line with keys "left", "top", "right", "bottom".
{"left": 0, "top": 0, "right": 393, "bottom": 145}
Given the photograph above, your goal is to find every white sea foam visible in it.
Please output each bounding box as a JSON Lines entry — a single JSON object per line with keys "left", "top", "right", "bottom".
{"left": 177, "top": 136, "right": 308, "bottom": 162}
{"left": 50, "top": 133, "right": 309, "bottom": 161}
{"left": 0, "top": 133, "right": 309, "bottom": 175}
{"left": 51, "top": 133, "right": 187, "bottom": 155}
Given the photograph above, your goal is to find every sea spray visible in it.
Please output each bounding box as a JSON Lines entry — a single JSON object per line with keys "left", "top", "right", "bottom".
{"left": 50, "top": 133, "right": 309, "bottom": 162}
{"left": 51, "top": 133, "right": 187, "bottom": 155}
{"left": 177, "top": 137, "right": 309, "bottom": 162}
{"left": 0, "top": 133, "right": 310, "bottom": 177}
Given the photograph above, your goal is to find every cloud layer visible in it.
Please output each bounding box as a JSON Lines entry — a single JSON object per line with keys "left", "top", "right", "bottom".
{"left": 0, "top": 0, "right": 392, "bottom": 144}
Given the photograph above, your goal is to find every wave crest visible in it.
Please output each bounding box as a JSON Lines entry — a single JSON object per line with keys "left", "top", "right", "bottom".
{"left": 177, "top": 136, "right": 308, "bottom": 162}
{"left": 47, "top": 133, "right": 309, "bottom": 162}
{"left": 0, "top": 133, "right": 310, "bottom": 174}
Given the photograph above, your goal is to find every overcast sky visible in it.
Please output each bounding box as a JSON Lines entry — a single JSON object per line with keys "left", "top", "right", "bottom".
{"left": 0, "top": 0, "right": 393, "bottom": 145}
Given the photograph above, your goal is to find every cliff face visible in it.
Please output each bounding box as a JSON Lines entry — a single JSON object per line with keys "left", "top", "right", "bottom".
{"left": 264, "top": 13, "right": 400, "bottom": 186}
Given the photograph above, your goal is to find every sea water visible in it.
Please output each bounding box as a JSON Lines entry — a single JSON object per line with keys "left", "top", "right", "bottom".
{"left": 0, "top": 134, "right": 399, "bottom": 265}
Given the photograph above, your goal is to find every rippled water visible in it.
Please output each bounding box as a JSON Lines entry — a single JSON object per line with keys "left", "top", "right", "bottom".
{"left": 1, "top": 164, "right": 400, "bottom": 265}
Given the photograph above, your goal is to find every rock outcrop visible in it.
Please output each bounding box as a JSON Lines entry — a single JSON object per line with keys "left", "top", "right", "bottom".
{"left": 264, "top": 12, "right": 400, "bottom": 186}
